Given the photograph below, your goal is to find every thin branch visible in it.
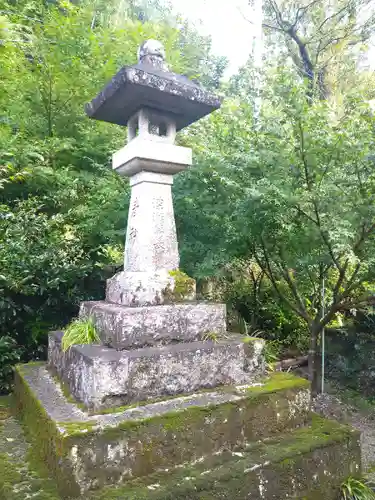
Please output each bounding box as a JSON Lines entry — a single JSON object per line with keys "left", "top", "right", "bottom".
{"left": 270, "top": 0, "right": 286, "bottom": 28}
{"left": 342, "top": 263, "right": 362, "bottom": 296}
{"left": 262, "top": 22, "right": 285, "bottom": 32}
{"left": 255, "top": 239, "right": 311, "bottom": 323}
{"left": 298, "top": 120, "right": 312, "bottom": 189}
{"left": 332, "top": 259, "right": 349, "bottom": 303}
{"left": 292, "top": 0, "right": 321, "bottom": 29}
{"left": 316, "top": 1, "right": 354, "bottom": 33}
{"left": 279, "top": 263, "right": 310, "bottom": 320}
{"left": 297, "top": 120, "right": 344, "bottom": 272}
{"left": 238, "top": 5, "right": 285, "bottom": 32}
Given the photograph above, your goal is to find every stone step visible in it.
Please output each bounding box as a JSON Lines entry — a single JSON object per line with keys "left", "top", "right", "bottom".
{"left": 14, "top": 362, "right": 311, "bottom": 498}
{"left": 79, "top": 300, "right": 227, "bottom": 349}
{"left": 48, "top": 331, "right": 265, "bottom": 411}
{"left": 90, "top": 416, "right": 361, "bottom": 500}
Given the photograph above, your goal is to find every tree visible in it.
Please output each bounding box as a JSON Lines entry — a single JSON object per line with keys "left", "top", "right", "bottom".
{"left": 186, "top": 66, "right": 375, "bottom": 395}
{"left": 236, "top": 74, "right": 375, "bottom": 395}
{"left": 243, "top": 0, "right": 375, "bottom": 99}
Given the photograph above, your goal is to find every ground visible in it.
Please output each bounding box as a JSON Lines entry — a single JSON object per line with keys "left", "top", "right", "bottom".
{"left": 312, "top": 382, "right": 375, "bottom": 485}
{"left": 0, "top": 396, "right": 60, "bottom": 499}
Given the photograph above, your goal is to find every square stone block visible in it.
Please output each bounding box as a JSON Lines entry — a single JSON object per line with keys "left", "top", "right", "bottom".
{"left": 48, "top": 331, "right": 265, "bottom": 411}
{"left": 79, "top": 300, "right": 227, "bottom": 349}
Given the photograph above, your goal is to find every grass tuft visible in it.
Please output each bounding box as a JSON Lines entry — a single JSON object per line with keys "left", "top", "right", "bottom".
{"left": 341, "top": 477, "right": 375, "bottom": 499}
{"left": 61, "top": 316, "right": 100, "bottom": 352}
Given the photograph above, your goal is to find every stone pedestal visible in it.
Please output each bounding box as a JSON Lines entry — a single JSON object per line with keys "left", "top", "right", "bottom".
{"left": 48, "top": 331, "right": 265, "bottom": 411}
{"left": 79, "top": 301, "right": 226, "bottom": 349}
{"left": 14, "top": 363, "right": 361, "bottom": 499}
{"left": 108, "top": 153, "right": 193, "bottom": 307}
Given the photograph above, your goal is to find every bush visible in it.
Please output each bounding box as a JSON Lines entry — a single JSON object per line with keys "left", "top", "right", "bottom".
{"left": 0, "top": 336, "right": 21, "bottom": 394}
{"left": 201, "top": 259, "right": 310, "bottom": 356}
{"left": 340, "top": 476, "right": 375, "bottom": 500}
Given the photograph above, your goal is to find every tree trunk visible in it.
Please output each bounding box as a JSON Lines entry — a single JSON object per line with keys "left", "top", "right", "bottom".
{"left": 308, "top": 325, "right": 321, "bottom": 397}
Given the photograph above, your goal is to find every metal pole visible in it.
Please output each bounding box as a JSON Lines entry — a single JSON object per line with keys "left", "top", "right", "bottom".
{"left": 321, "top": 276, "right": 325, "bottom": 394}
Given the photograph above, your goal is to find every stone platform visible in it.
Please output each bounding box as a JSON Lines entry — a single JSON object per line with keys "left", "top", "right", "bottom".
{"left": 79, "top": 301, "right": 226, "bottom": 349}
{"left": 4, "top": 382, "right": 361, "bottom": 500}
{"left": 48, "top": 331, "right": 265, "bottom": 411}
{"left": 14, "top": 362, "right": 348, "bottom": 499}
{"left": 92, "top": 417, "right": 360, "bottom": 499}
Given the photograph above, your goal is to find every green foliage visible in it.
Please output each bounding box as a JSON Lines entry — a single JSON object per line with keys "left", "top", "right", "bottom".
{"left": 263, "top": 340, "right": 282, "bottom": 365}
{"left": 260, "top": 0, "right": 375, "bottom": 101}
{"left": 185, "top": 65, "right": 375, "bottom": 392}
{"left": 61, "top": 316, "right": 99, "bottom": 351}
{"left": 0, "top": 336, "right": 21, "bottom": 394}
{"left": 340, "top": 477, "right": 375, "bottom": 500}
{"left": 197, "top": 259, "right": 309, "bottom": 355}
{"left": 201, "top": 332, "right": 219, "bottom": 342}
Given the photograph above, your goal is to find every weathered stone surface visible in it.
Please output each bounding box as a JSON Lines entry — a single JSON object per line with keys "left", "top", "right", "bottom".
{"left": 92, "top": 416, "right": 361, "bottom": 499}
{"left": 0, "top": 396, "right": 61, "bottom": 500}
{"left": 14, "top": 363, "right": 312, "bottom": 497}
{"left": 106, "top": 170, "right": 196, "bottom": 307}
{"left": 85, "top": 44, "right": 221, "bottom": 131}
{"left": 126, "top": 108, "right": 177, "bottom": 144}
{"left": 3, "top": 377, "right": 361, "bottom": 500}
{"left": 15, "top": 364, "right": 310, "bottom": 498}
{"left": 48, "top": 331, "right": 265, "bottom": 410}
{"left": 80, "top": 301, "right": 226, "bottom": 349}
{"left": 113, "top": 139, "right": 192, "bottom": 176}
{"left": 138, "top": 39, "right": 169, "bottom": 71}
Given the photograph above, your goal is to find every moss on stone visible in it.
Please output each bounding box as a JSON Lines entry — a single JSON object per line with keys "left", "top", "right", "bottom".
{"left": 59, "top": 420, "right": 99, "bottom": 436}
{"left": 50, "top": 371, "right": 87, "bottom": 412}
{"left": 93, "top": 392, "right": 195, "bottom": 416}
{"left": 245, "top": 371, "right": 310, "bottom": 394}
{"left": 0, "top": 453, "right": 23, "bottom": 498}
{"left": 0, "top": 396, "right": 60, "bottom": 500}
{"left": 0, "top": 397, "right": 11, "bottom": 424}
{"left": 71, "top": 371, "right": 309, "bottom": 439}
{"left": 241, "top": 336, "right": 262, "bottom": 343}
{"left": 163, "top": 269, "right": 195, "bottom": 302}
{"left": 13, "top": 364, "right": 82, "bottom": 498}
{"left": 13, "top": 365, "right": 314, "bottom": 496}
{"left": 11, "top": 364, "right": 361, "bottom": 499}
{"left": 17, "top": 369, "right": 310, "bottom": 441}
{"left": 89, "top": 416, "right": 360, "bottom": 500}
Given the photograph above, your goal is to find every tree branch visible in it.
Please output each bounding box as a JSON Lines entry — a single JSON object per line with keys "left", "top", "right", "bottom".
{"left": 255, "top": 239, "right": 311, "bottom": 324}
{"left": 279, "top": 263, "right": 310, "bottom": 321}
{"left": 292, "top": 0, "right": 321, "bottom": 29}
{"left": 316, "top": 1, "right": 354, "bottom": 33}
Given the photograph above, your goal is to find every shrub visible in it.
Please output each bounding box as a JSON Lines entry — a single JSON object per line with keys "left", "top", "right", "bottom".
{"left": 0, "top": 336, "right": 21, "bottom": 394}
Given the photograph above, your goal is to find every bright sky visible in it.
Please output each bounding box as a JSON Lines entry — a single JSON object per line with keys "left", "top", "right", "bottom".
{"left": 171, "top": 0, "right": 255, "bottom": 76}
{"left": 171, "top": 0, "right": 375, "bottom": 75}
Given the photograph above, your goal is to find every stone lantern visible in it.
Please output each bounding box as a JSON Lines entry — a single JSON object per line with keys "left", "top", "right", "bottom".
{"left": 46, "top": 40, "right": 266, "bottom": 408}
{"left": 86, "top": 39, "right": 221, "bottom": 307}
{"left": 13, "top": 40, "right": 360, "bottom": 500}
